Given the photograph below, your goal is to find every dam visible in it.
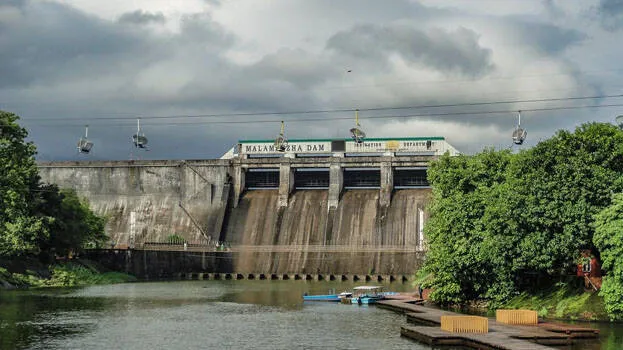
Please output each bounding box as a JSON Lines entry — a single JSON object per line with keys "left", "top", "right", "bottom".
{"left": 38, "top": 137, "right": 458, "bottom": 279}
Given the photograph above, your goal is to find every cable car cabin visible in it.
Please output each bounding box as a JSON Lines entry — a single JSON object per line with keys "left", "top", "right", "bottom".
{"left": 512, "top": 127, "right": 527, "bottom": 145}
{"left": 77, "top": 137, "right": 93, "bottom": 153}
{"left": 350, "top": 127, "right": 366, "bottom": 144}
{"left": 274, "top": 121, "right": 288, "bottom": 152}
{"left": 132, "top": 134, "right": 148, "bottom": 149}
{"left": 274, "top": 135, "right": 287, "bottom": 152}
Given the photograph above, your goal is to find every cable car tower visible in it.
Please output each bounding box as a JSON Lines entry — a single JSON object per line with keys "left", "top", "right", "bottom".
{"left": 512, "top": 110, "right": 527, "bottom": 145}
{"left": 349, "top": 109, "right": 366, "bottom": 144}
{"left": 274, "top": 120, "right": 288, "bottom": 152}
{"left": 132, "top": 118, "right": 149, "bottom": 149}
{"left": 77, "top": 125, "right": 94, "bottom": 154}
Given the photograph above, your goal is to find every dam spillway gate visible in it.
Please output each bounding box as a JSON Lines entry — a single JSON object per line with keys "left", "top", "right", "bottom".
{"left": 39, "top": 137, "right": 459, "bottom": 278}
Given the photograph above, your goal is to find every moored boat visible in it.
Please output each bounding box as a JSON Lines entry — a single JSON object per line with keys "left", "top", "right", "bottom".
{"left": 348, "top": 286, "right": 386, "bottom": 304}
{"left": 303, "top": 293, "right": 340, "bottom": 302}
{"left": 303, "top": 290, "right": 353, "bottom": 302}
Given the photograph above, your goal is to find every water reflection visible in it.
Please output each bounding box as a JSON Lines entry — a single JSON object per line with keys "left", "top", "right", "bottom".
{"left": 0, "top": 281, "right": 420, "bottom": 350}
{"left": 2, "top": 281, "right": 620, "bottom": 350}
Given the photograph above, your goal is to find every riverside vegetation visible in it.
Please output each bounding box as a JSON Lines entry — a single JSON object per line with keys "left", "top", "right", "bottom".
{"left": 0, "top": 110, "right": 134, "bottom": 288}
{"left": 420, "top": 122, "right": 623, "bottom": 321}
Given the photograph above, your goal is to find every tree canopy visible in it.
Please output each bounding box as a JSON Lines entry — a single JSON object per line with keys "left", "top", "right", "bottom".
{"left": 0, "top": 111, "right": 48, "bottom": 256}
{"left": 422, "top": 122, "right": 623, "bottom": 310}
{"left": 594, "top": 193, "right": 623, "bottom": 320}
{"left": 0, "top": 110, "right": 106, "bottom": 259}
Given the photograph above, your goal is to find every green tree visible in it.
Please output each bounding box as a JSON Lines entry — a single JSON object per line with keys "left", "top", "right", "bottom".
{"left": 0, "top": 111, "right": 49, "bottom": 257}
{"left": 1, "top": 110, "right": 107, "bottom": 259}
{"left": 422, "top": 148, "right": 513, "bottom": 303}
{"left": 37, "top": 186, "right": 107, "bottom": 258}
{"left": 423, "top": 122, "right": 623, "bottom": 306}
{"left": 593, "top": 193, "right": 623, "bottom": 320}
{"left": 507, "top": 123, "right": 623, "bottom": 275}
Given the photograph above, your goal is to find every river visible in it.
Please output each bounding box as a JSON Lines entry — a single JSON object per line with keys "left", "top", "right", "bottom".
{"left": 0, "top": 281, "right": 621, "bottom": 350}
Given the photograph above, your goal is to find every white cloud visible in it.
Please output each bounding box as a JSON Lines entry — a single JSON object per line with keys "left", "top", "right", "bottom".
{"left": 1, "top": 0, "right": 622, "bottom": 160}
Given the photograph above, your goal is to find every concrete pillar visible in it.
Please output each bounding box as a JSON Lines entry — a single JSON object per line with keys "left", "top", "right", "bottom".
{"left": 232, "top": 164, "right": 245, "bottom": 208}
{"left": 278, "top": 162, "right": 294, "bottom": 207}
{"left": 328, "top": 163, "right": 343, "bottom": 209}
{"left": 379, "top": 161, "right": 393, "bottom": 207}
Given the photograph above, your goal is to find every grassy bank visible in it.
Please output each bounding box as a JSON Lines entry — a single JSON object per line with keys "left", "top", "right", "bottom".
{"left": 0, "top": 260, "right": 136, "bottom": 289}
{"left": 498, "top": 282, "right": 608, "bottom": 321}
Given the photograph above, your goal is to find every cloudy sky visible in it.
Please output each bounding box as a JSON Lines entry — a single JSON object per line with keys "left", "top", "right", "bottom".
{"left": 1, "top": 0, "right": 623, "bottom": 160}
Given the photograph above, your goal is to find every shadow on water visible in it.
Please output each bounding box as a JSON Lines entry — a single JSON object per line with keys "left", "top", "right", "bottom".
{"left": 0, "top": 289, "right": 103, "bottom": 350}
{"left": 564, "top": 321, "right": 623, "bottom": 350}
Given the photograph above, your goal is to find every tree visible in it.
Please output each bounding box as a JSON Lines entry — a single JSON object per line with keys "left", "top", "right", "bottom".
{"left": 593, "top": 193, "right": 623, "bottom": 320}
{"left": 1, "top": 110, "right": 107, "bottom": 259}
{"left": 37, "top": 186, "right": 107, "bottom": 258}
{"left": 422, "top": 122, "right": 623, "bottom": 305}
{"left": 0, "top": 111, "right": 49, "bottom": 257}
{"left": 422, "top": 148, "right": 513, "bottom": 303}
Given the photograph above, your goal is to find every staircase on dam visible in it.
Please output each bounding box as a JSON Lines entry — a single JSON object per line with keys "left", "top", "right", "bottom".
{"left": 38, "top": 137, "right": 458, "bottom": 277}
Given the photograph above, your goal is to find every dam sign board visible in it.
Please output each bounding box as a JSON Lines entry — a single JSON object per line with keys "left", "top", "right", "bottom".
{"left": 240, "top": 141, "right": 332, "bottom": 155}
{"left": 237, "top": 138, "right": 457, "bottom": 155}
{"left": 345, "top": 140, "right": 440, "bottom": 153}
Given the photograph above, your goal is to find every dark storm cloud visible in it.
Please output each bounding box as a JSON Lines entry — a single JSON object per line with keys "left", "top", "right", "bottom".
{"left": 326, "top": 24, "right": 494, "bottom": 77}
{"left": 247, "top": 48, "right": 338, "bottom": 89}
{"left": 507, "top": 20, "right": 585, "bottom": 54}
{"left": 118, "top": 10, "right": 166, "bottom": 25}
{"left": 596, "top": 0, "right": 623, "bottom": 31}
{"left": 0, "top": 0, "right": 25, "bottom": 8}
{"left": 0, "top": 2, "right": 234, "bottom": 92}
{"left": 542, "top": 0, "right": 564, "bottom": 19}
{"left": 0, "top": 1, "right": 146, "bottom": 88}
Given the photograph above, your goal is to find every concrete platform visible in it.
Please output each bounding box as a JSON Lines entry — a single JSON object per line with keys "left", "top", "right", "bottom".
{"left": 401, "top": 325, "right": 559, "bottom": 349}
{"left": 377, "top": 299, "right": 599, "bottom": 349}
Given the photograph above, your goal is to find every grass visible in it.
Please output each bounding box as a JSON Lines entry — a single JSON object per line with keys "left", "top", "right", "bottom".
{"left": 499, "top": 282, "right": 608, "bottom": 321}
{"left": 1, "top": 260, "right": 136, "bottom": 289}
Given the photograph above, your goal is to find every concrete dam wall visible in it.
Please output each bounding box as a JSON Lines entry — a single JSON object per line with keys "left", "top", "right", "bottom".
{"left": 223, "top": 189, "right": 429, "bottom": 275}
{"left": 38, "top": 156, "right": 432, "bottom": 276}
{"left": 38, "top": 160, "right": 230, "bottom": 245}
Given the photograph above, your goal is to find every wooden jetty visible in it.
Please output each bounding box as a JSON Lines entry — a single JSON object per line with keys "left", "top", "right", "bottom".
{"left": 377, "top": 298, "right": 599, "bottom": 350}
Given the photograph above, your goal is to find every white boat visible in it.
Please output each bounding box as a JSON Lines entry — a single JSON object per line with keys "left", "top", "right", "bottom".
{"left": 348, "top": 286, "right": 386, "bottom": 305}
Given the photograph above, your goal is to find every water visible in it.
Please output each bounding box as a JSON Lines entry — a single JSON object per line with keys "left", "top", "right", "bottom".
{"left": 2, "top": 281, "right": 621, "bottom": 350}
{"left": 0, "top": 281, "right": 430, "bottom": 350}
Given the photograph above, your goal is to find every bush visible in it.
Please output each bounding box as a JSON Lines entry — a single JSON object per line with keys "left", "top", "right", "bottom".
{"left": 165, "top": 234, "right": 186, "bottom": 245}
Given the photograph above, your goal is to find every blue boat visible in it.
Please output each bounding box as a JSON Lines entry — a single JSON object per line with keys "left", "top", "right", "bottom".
{"left": 348, "top": 286, "right": 386, "bottom": 305}
{"left": 303, "top": 291, "right": 353, "bottom": 302}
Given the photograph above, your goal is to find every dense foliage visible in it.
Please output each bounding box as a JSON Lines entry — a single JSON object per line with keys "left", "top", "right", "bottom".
{"left": 0, "top": 111, "right": 47, "bottom": 256}
{"left": 0, "top": 111, "right": 106, "bottom": 259}
{"left": 422, "top": 123, "right": 623, "bottom": 312}
{"left": 594, "top": 194, "right": 623, "bottom": 320}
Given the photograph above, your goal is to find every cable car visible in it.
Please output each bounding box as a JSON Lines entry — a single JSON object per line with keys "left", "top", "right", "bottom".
{"left": 512, "top": 110, "right": 527, "bottom": 145}
{"left": 349, "top": 109, "right": 366, "bottom": 144}
{"left": 616, "top": 115, "right": 623, "bottom": 130}
{"left": 77, "top": 125, "right": 94, "bottom": 154}
{"left": 274, "top": 120, "right": 288, "bottom": 152}
{"left": 132, "top": 118, "right": 149, "bottom": 149}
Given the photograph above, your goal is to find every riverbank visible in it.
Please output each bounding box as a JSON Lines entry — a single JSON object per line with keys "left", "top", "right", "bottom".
{"left": 499, "top": 282, "right": 608, "bottom": 321}
{"left": 0, "top": 259, "right": 136, "bottom": 289}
